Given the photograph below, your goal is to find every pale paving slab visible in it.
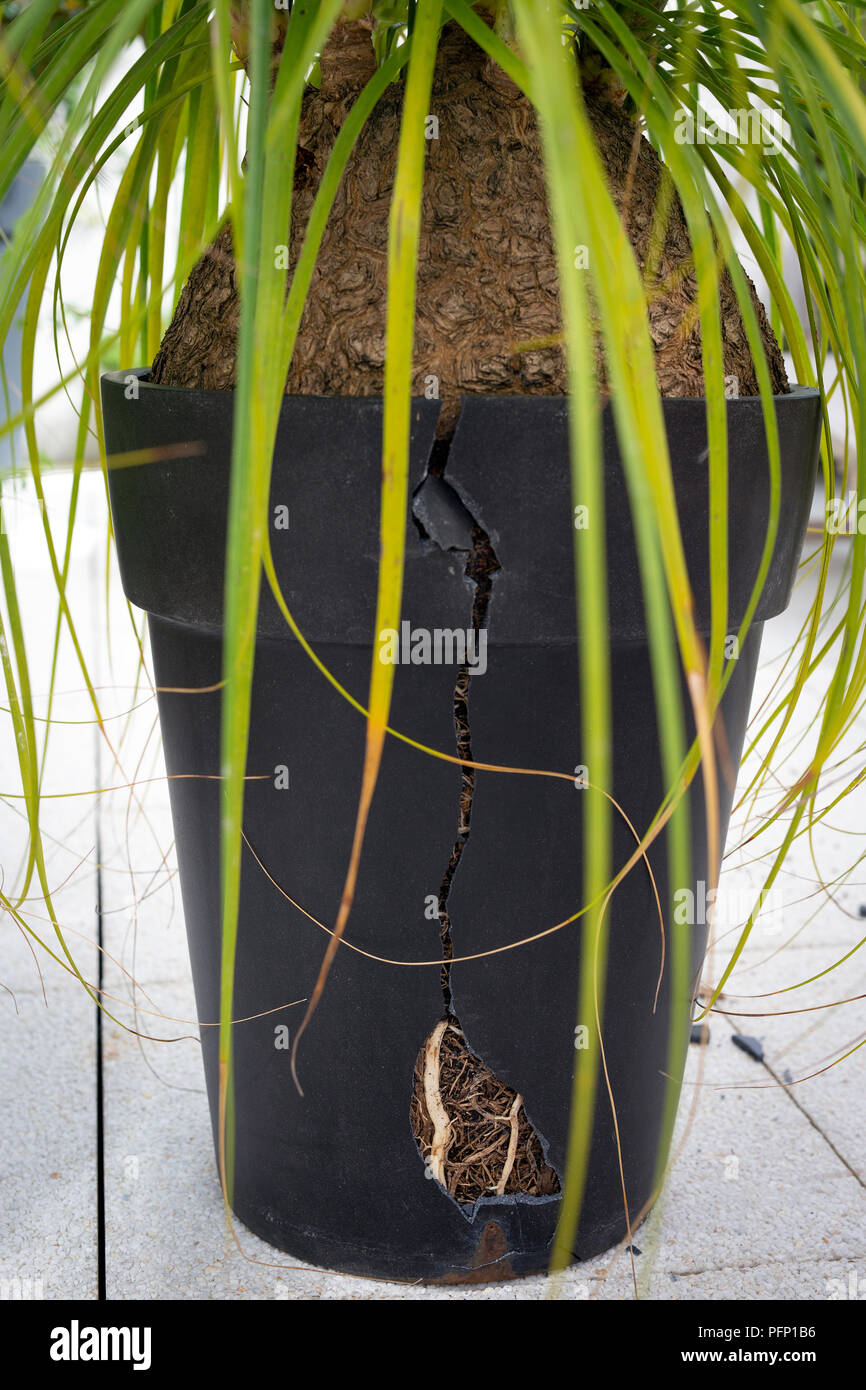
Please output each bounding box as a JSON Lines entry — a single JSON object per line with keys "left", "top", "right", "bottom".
{"left": 713, "top": 535, "right": 866, "bottom": 1180}
{"left": 637, "top": 1015, "right": 864, "bottom": 1281}
{"left": 302, "top": 1256, "right": 866, "bottom": 1300}
{"left": 0, "top": 472, "right": 103, "bottom": 1300}
{"left": 0, "top": 976, "right": 98, "bottom": 1301}
{"left": 717, "top": 945, "right": 866, "bottom": 1186}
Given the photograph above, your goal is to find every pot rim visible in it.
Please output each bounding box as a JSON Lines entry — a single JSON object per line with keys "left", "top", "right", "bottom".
{"left": 101, "top": 367, "right": 818, "bottom": 412}
{"left": 100, "top": 370, "right": 822, "bottom": 643}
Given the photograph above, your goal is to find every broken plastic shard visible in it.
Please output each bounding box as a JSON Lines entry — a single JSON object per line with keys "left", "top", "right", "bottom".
{"left": 412, "top": 471, "right": 478, "bottom": 553}
{"left": 731, "top": 1034, "right": 764, "bottom": 1062}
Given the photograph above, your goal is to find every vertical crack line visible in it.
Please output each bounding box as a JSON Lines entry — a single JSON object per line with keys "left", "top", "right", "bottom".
{"left": 94, "top": 719, "right": 106, "bottom": 1302}
{"left": 436, "top": 523, "right": 500, "bottom": 1013}
{"left": 410, "top": 473, "right": 560, "bottom": 1205}
{"left": 91, "top": 538, "right": 106, "bottom": 1303}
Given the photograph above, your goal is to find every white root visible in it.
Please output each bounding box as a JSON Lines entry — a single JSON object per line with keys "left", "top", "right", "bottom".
{"left": 494, "top": 1093, "right": 523, "bottom": 1196}
{"left": 423, "top": 1019, "right": 453, "bottom": 1185}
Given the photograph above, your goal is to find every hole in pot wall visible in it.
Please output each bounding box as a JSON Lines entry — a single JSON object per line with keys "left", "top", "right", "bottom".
{"left": 411, "top": 1017, "right": 560, "bottom": 1206}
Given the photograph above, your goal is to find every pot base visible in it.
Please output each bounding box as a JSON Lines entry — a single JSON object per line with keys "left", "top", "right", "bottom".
{"left": 228, "top": 1189, "right": 643, "bottom": 1285}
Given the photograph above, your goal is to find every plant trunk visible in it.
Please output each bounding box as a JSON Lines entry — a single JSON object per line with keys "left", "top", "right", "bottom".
{"left": 151, "top": 19, "right": 788, "bottom": 431}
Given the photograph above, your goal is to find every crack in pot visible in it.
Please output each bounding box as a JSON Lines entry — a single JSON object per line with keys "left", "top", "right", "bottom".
{"left": 409, "top": 462, "right": 559, "bottom": 1210}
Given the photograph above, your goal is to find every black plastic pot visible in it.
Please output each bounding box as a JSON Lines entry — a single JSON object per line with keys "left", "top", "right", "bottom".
{"left": 101, "top": 371, "right": 820, "bottom": 1282}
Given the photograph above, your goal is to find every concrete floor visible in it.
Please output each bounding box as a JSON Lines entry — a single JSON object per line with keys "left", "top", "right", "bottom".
{"left": 1, "top": 470, "right": 864, "bottom": 1301}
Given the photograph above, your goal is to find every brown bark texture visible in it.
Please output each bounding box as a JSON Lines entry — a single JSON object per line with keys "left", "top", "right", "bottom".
{"left": 151, "top": 20, "right": 788, "bottom": 427}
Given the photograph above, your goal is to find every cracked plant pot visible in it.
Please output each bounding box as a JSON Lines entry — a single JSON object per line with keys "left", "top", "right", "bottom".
{"left": 100, "top": 370, "right": 821, "bottom": 1283}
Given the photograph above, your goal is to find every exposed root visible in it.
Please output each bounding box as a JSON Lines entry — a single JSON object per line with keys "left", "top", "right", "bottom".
{"left": 422, "top": 1019, "right": 453, "bottom": 1184}
{"left": 411, "top": 1020, "right": 560, "bottom": 1206}
{"left": 495, "top": 1093, "right": 522, "bottom": 1195}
